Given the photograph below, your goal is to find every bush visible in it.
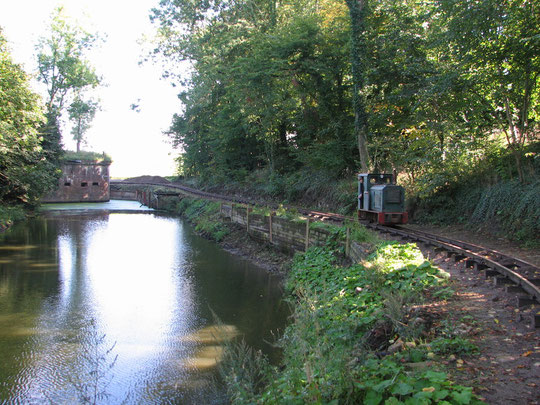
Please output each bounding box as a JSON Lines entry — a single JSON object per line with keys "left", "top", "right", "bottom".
{"left": 409, "top": 143, "right": 540, "bottom": 246}
{"left": 0, "top": 204, "right": 25, "bottom": 231}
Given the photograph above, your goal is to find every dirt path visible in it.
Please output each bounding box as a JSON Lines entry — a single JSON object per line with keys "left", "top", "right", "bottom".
{"left": 416, "top": 243, "right": 540, "bottom": 405}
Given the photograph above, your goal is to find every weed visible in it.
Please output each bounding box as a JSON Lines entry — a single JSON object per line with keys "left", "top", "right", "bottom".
{"left": 67, "top": 319, "right": 118, "bottom": 405}
{"left": 433, "top": 286, "right": 456, "bottom": 300}
{"left": 165, "top": 197, "right": 230, "bottom": 241}
{"left": 431, "top": 336, "right": 479, "bottom": 357}
{"left": 222, "top": 243, "right": 486, "bottom": 404}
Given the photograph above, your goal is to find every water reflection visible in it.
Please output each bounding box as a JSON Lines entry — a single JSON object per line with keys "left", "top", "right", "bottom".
{"left": 0, "top": 211, "right": 288, "bottom": 404}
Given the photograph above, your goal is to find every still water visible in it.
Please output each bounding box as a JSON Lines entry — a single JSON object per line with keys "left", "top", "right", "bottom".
{"left": 0, "top": 202, "right": 289, "bottom": 404}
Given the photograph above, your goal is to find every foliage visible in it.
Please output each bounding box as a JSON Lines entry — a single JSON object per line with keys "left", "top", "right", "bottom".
{"left": 63, "top": 150, "right": 112, "bottom": 163}
{"left": 68, "top": 92, "right": 99, "bottom": 152}
{"left": 0, "top": 204, "right": 25, "bottom": 231}
{"left": 67, "top": 319, "right": 118, "bottom": 405}
{"left": 470, "top": 178, "right": 540, "bottom": 246}
{"left": 36, "top": 6, "right": 102, "bottom": 158}
{"left": 169, "top": 197, "right": 230, "bottom": 241}
{"left": 0, "top": 30, "right": 59, "bottom": 209}
{"left": 36, "top": 7, "right": 101, "bottom": 115}
{"left": 435, "top": 0, "right": 540, "bottom": 181}
{"left": 411, "top": 145, "right": 540, "bottom": 246}
{"left": 151, "top": 0, "right": 538, "bottom": 220}
{"left": 220, "top": 339, "right": 275, "bottom": 403}
{"left": 222, "top": 241, "right": 483, "bottom": 404}
{"left": 151, "top": 0, "right": 357, "bottom": 181}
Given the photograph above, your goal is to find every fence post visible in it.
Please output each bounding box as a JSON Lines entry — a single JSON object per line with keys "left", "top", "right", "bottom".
{"left": 345, "top": 226, "right": 351, "bottom": 257}
{"left": 269, "top": 213, "right": 273, "bottom": 243}
{"left": 305, "top": 219, "right": 310, "bottom": 252}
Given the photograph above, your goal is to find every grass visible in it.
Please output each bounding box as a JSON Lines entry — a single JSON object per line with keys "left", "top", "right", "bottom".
{"left": 63, "top": 150, "right": 112, "bottom": 163}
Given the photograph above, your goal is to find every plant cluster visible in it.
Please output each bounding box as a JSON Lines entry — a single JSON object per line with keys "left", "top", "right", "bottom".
{"left": 1, "top": 30, "right": 60, "bottom": 217}
{"left": 63, "top": 150, "right": 112, "bottom": 163}
{"left": 222, "top": 242, "right": 483, "bottom": 404}
{"left": 412, "top": 162, "right": 540, "bottom": 247}
{"left": 173, "top": 197, "right": 230, "bottom": 242}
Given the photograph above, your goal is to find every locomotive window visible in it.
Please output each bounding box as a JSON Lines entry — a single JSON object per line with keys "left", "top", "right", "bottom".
{"left": 81, "top": 182, "right": 88, "bottom": 187}
{"left": 64, "top": 182, "right": 71, "bottom": 186}
{"left": 92, "top": 182, "right": 99, "bottom": 186}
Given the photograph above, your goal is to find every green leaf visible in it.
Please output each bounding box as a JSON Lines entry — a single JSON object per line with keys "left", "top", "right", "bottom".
{"left": 373, "top": 379, "right": 394, "bottom": 393}
{"left": 451, "top": 388, "right": 473, "bottom": 404}
{"left": 391, "top": 382, "right": 414, "bottom": 396}
{"left": 364, "top": 389, "right": 383, "bottom": 405}
{"left": 423, "top": 370, "right": 447, "bottom": 383}
{"left": 385, "top": 398, "right": 405, "bottom": 405}
{"left": 434, "top": 389, "right": 450, "bottom": 401}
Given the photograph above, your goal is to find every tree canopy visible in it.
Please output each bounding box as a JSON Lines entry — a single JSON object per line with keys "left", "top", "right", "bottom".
{"left": 150, "top": 0, "right": 539, "bottom": 191}
{"left": 0, "top": 30, "right": 58, "bottom": 208}
{"left": 36, "top": 7, "right": 102, "bottom": 162}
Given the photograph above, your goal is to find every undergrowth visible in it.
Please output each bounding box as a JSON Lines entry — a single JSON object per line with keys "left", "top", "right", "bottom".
{"left": 160, "top": 196, "right": 230, "bottom": 242}
{"left": 0, "top": 204, "right": 26, "bottom": 232}
{"left": 221, "top": 242, "right": 483, "bottom": 404}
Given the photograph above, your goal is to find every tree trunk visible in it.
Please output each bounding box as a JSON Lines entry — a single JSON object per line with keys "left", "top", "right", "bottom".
{"left": 346, "top": 0, "right": 371, "bottom": 172}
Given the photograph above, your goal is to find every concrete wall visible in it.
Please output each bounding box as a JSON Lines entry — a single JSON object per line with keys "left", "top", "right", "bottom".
{"left": 221, "top": 203, "right": 369, "bottom": 262}
{"left": 110, "top": 190, "right": 137, "bottom": 200}
{"left": 42, "top": 161, "right": 110, "bottom": 203}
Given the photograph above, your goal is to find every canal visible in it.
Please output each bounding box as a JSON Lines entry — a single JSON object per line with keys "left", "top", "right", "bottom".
{"left": 0, "top": 201, "right": 289, "bottom": 404}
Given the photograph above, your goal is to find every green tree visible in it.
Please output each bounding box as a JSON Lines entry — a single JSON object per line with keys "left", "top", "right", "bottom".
{"left": 68, "top": 93, "right": 99, "bottom": 152}
{"left": 0, "top": 30, "right": 58, "bottom": 207}
{"left": 436, "top": 0, "right": 540, "bottom": 182}
{"left": 152, "top": 0, "right": 358, "bottom": 181}
{"left": 36, "top": 7, "right": 102, "bottom": 160}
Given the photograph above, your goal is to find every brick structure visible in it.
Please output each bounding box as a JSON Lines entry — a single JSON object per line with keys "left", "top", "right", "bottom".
{"left": 42, "top": 160, "right": 111, "bottom": 203}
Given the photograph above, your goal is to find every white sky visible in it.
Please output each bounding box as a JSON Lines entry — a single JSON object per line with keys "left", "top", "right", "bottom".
{"left": 0, "top": 0, "right": 184, "bottom": 178}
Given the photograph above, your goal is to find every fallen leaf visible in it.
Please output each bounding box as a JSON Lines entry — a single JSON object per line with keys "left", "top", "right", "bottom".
{"left": 522, "top": 351, "right": 533, "bottom": 357}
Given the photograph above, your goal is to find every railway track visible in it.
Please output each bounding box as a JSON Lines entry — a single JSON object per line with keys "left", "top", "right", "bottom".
{"left": 113, "top": 180, "right": 540, "bottom": 323}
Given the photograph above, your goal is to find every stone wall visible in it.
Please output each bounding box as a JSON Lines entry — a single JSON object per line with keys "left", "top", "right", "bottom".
{"left": 42, "top": 161, "right": 110, "bottom": 203}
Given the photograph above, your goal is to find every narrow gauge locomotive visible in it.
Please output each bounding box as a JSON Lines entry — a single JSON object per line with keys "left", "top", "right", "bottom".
{"left": 357, "top": 173, "right": 408, "bottom": 225}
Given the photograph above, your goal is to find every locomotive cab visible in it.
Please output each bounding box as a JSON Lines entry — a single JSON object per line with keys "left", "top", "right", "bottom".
{"left": 358, "top": 173, "right": 408, "bottom": 225}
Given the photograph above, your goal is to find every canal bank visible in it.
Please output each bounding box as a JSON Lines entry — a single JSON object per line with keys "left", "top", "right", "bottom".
{"left": 151, "top": 195, "right": 501, "bottom": 404}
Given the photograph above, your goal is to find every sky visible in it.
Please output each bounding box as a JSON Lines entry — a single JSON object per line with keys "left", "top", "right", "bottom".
{"left": 0, "top": 0, "right": 184, "bottom": 178}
